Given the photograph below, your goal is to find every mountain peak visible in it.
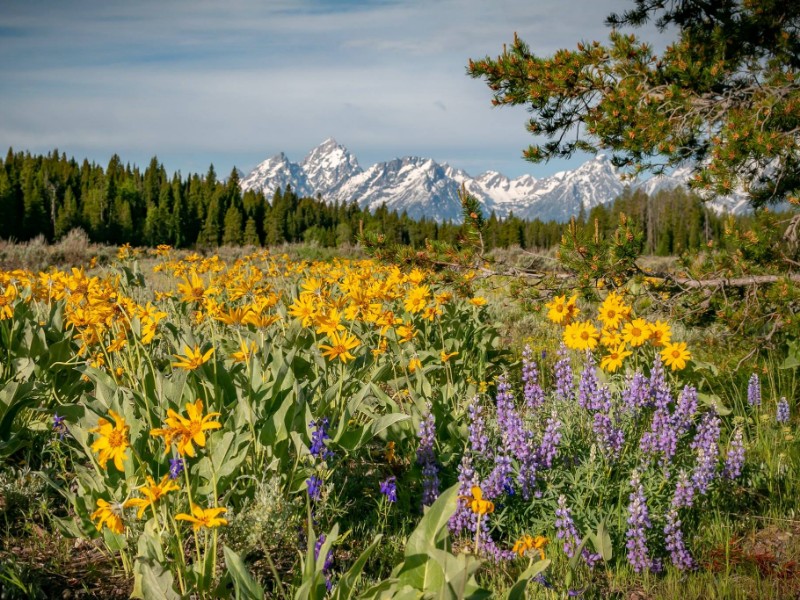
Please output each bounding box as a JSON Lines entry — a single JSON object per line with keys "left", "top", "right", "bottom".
{"left": 240, "top": 142, "right": 749, "bottom": 222}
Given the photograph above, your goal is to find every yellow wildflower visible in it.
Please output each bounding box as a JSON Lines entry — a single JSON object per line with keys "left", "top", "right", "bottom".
{"left": 440, "top": 350, "right": 459, "bottom": 363}
{"left": 318, "top": 331, "right": 360, "bottom": 363}
{"left": 172, "top": 345, "right": 214, "bottom": 370}
{"left": 622, "top": 318, "right": 650, "bottom": 347}
{"left": 460, "top": 486, "right": 494, "bottom": 516}
{"left": 150, "top": 399, "right": 222, "bottom": 457}
{"left": 564, "top": 320, "right": 599, "bottom": 351}
{"left": 175, "top": 504, "right": 228, "bottom": 531}
{"left": 600, "top": 343, "right": 632, "bottom": 373}
{"left": 512, "top": 534, "right": 548, "bottom": 559}
{"left": 647, "top": 320, "right": 672, "bottom": 347}
{"left": 124, "top": 475, "right": 180, "bottom": 518}
{"left": 468, "top": 296, "right": 488, "bottom": 307}
{"left": 661, "top": 341, "right": 691, "bottom": 371}
{"left": 89, "top": 409, "right": 129, "bottom": 471}
{"left": 91, "top": 498, "right": 125, "bottom": 534}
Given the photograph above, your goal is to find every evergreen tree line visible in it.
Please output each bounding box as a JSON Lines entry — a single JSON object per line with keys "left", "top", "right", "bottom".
{"left": 0, "top": 148, "right": 743, "bottom": 254}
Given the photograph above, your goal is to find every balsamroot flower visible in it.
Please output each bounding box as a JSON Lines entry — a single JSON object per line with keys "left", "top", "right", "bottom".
{"left": 172, "top": 345, "right": 214, "bottom": 370}
{"left": 660, "top": 341, "right": 691, "bottom": 371}
{"left": 175, "top": 503, "right": 228, "bottom": 531}
{"left": 150, "top": 399, "right": 222, "bottom": 458}
{"left": 124, "top": 475, "right": 180, "bottom": 518}
{"left": 318, "top": 330, "right": 360, "bottom": 363}
{"left": 91, "top": 498, "right": 125, "bottom": 534}
{"left": 90, "top": 409, "right": 130, "bottom": 471}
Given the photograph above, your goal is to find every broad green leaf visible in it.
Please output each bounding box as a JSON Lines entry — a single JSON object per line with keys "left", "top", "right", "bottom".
{"left": 504, "top": 559, "right": 551, "bottom": 600}
{"left": 223, "top": 546, "right": 265, "bottom": 600}
{"left": 331, "top": 534, "right": 382, "bottom": 600}
{"left": 131, "top": 558, "right": 181, "bottom": 600}
{"left": 592, "top": 521, "right": 613, "bottom": 562}
{"left": 698, "top": 392, "right": 731, "bottom": 415}
{"left": 405, "top": 484, "right": 458, "bottom": 557}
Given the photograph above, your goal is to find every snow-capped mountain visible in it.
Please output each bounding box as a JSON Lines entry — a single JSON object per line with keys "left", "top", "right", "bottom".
{"left": 240, "top": 139, "right": 748, "bottom": 222}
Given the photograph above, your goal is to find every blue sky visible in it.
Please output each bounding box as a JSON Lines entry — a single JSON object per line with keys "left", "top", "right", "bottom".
{"left": 1, "top": 0, "right": 666, "bottom": 179}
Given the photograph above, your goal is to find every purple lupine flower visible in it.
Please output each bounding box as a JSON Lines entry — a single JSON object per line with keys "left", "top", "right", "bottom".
{"left": 723, "top": 428, "right": 745, "bottom": 480}
{"left": 649, "top": 354, "right": 667, "bottom": 399}
{"left": 522, "top": 345, "right": 545, "bottom": 410}
{"left": 578, "top": 353, "right": 606, "bottom": 411}
{"left": 417, "top": 404, "right": 440, "bottom": 506}
{"left": 777, "top": 397, "right": 790, "bottom": 424}
{"left": 467, "top": 397, "right": 490, "bottom": 456}
{"left": 626, "top": 471, "right": 653, "bottom": 573}
{"left": 555, "top": 495, "right": 601, "bottom": 568}
{"left": 478, "top": 516, "right": 515, "bottom": 561}
{"left": 555, "top": 495, "right": 581, "bottom": 558}
{"left": 495, "top": 375, "right": 534, "bottom": 464}
{"left": 621, "top": 372, "right": 651, "bottom": 415}
{"left": 482, "top": 455, "right": 513, "bottom": 499}
{"left": 168, "top": 457, "right": 184, "bottom": 480}
{"left": 664, "top": 508, "right": 695, "bottom": 571}
{"left": 640, "top": 408, "right": 678, "bottom": 473}
{"left": 306, "top": 475, "right": 323, "bottom": 501}
{"left": 747, "top": 374, "right": 761, "bottom": 407}
{"left": 449, "top": 453, "right": 478, "bottom": 534}
{"left": 554, "top": 343, "right": 574, "bottom": 400}
{"left": 690, "top": 411, "right": 721, "bottom": 494}
{"left": 536, "top": 411, "right": 562, "bottom": 469}
{"left": 314, "top": 533, "right": 334, "bottom": 591}
{"left": 672, "top": 469, "right": 695, "bottom": 509}
{"left": 380, "top": 476, "right": 397, "bottom": 503}
{"left": 309, "top": 418, "right": 333, "bottom": 460}
{"left": 592, "top": 411, "right": 624, "bottom": 459}
{"left": 52, "top": 413, "right": 68, "bottom": 440}
{"left": 673, "top": 386, "right": 698, "bottom": 435}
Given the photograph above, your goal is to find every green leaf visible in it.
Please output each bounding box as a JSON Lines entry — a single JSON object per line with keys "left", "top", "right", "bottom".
{"left": 698, "top": 392, "right": 731, "bottom": 416}
{"left": 330, "top": 534, "right": 382, "bottom": 600}
{"left": 223, "top": 546, "right": 265, "bottom": 600}
{"left": 131, "top": 558, "right": 181, "bottom": 600}
{"left": 591, "top": 520, "right": 613, "bottom": 562}
{"left": 396, "top": 485, "right": 459, "bottom": 592}
{"left": 405, "top": 484, "right": 458, "bottom": 557}
{"left": 504, "top": 560, "right": 551, "bottom": 600}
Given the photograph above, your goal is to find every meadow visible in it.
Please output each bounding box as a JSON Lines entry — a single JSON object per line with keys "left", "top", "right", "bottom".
{"left": 0, "top": 235, "right": 797, "bottom": 599}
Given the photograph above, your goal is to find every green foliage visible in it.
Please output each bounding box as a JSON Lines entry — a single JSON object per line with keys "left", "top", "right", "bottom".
{"left": 469, "top": 0, "right": 800, "bottom": 208}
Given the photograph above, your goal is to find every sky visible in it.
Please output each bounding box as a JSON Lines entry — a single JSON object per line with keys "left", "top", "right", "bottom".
{"left": 1, "top": 0, "right": 669, "bottom": 180}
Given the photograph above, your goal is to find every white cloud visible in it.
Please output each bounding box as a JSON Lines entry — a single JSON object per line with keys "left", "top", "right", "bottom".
{"left": 0, "top": 0, "right": 672, "bottom": 178}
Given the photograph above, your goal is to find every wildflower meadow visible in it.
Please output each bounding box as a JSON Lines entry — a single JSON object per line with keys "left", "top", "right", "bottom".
{"left": 0, "top": 241, "right": 797, "bottom": 599}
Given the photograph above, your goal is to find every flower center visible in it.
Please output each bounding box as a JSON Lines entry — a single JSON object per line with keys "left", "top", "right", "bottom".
{"left": 109, "top": 429, "right": 126, "bottom": 448}
{"left": 631, "top": 327, "right": 641, "bottom": 337}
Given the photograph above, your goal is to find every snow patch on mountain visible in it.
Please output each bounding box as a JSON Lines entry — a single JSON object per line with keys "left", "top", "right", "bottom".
{"left": 240, "top": 140, "right": 753, "bottom": 222}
